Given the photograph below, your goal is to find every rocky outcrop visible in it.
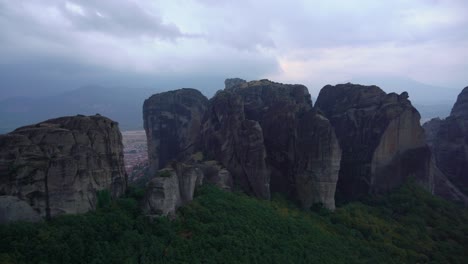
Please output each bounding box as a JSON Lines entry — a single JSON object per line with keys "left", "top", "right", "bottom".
{"left": 143, "top": 89, "right": 208, "bottom": 174}
{"left": 197, "top": 160, "right": 233, "bottom": 191}
{"left": 200, "top": 90, "right": 271, "bottom": 199}
{"left": 142, "top": 163, "right": 203, "bottom": 216}
{"left": 315, "top": 83, "right": 433, "bottom": 200}
{"left": 0, "top": 196, "right": 41, "bottom": 224}
{"left": 450, "top": 87, "right": 468, "bottom": 119}
{"left": 144, "top": 79, "right": 341, "bottom": 209}
{"left": 201, "top": 79, "right": 341, "bottom": 209}
{"left": 225, "top": 78, "right": 247, "bottom": 90}
{"left": 423, "top": 87, "right": 468, "bottom": 202}
{"left": 142, "top": 169, "right": 181, "bottom": 217}
{"left": 0, "top": 115, "right": 127, "bottom": 221}
{"left": 422, "top": 118, "right": 443, "bottom": 146}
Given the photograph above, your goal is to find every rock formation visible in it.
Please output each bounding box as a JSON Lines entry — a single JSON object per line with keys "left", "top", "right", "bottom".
{"left": 142, "top": 162, "right": 203, "bottom": 216}
{"left": 0, "top": 196, "right": 42, "bottom": 224}
{"left": 143, "top": 89, "right": 208, "bottom": 174}
{"left": 0, "top": 115, "right": 127, "bottom": 221}
{"left": 423, "top": 86, "right": 468, "bottom": 202}
{"left": 224, "top": 78, "right": 247, "bottom": 90}
{"left": 200, "top": 89, "right": 271, "bottom": 199}
{"left": 197, "top": 160, "right": 233, "bottom": 191}
{"left": 200, "top": 79, "right": 341, "bottom": 209}
{"left": 315, "top": 83, "right": 433, "bottom": 200}
{"left": 144, "top": 79, "right": 341, "bottom": 210}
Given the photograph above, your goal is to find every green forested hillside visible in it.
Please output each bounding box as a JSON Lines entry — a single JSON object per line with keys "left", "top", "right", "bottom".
{"left": 1, "top": 183, "right": 467, "bottom": 264}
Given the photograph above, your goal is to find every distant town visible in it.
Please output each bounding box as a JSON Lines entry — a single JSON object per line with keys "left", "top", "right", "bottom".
{"left": 122, "top": 130, "right": 147, "bottom": 174}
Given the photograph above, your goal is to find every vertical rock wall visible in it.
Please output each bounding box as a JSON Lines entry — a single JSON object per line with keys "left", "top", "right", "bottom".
{"left": 0, "top": 115, "right": 127, "bottom": 221}
{"left": 315, "top": 84, "right": 433, "bottom": 200}
{"left": 143, "top": 89, "right": 208, "bottom": 174}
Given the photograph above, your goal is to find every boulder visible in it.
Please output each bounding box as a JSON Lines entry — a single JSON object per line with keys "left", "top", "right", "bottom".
{"left": 198, "top": 160, "right": 234, "bottom": 191}
{"left": 0, "top": 196, "right": 41, "bottom": 224}
{"left": 315, "top": 83, "right": 433, "bottom": 200}
{"left": 0, "top": 115, "right": 127, "bottom": 221}
{"left": 142, "top": 163, "right": 203, "bottom": 216}
{"left": 142, "top": 169, "right": 181, "bottom": 217}
{"left": 143, "top": 89, "right": 208, "bottom": 174}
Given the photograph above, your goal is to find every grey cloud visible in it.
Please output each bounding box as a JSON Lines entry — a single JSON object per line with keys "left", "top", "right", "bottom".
{"left": 58, "top": 0, "right": 184, "bottom": 39}
{"left": 0, "top": 0, "right": 186, "bottom": 43}
{"left": 191, "top": 0, "right": 468, "bottom": 51}
{"left": 0, "top": 0, "right": 466, "bottom": 103}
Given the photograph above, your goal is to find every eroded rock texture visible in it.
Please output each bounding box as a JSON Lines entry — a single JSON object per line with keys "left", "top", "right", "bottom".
{"left": 142, "top": 163, "right": 203, "bottom": 216}
{"left": 144, "top": 79, "right": 341, "bottom": 209}
{"left": 315, "top": 83, "right": 433, "bottom": 200}
{"left": 424, "top": 87, "right": 468, "bottom": 202}
{"left": 197, "top": 160, "right": 233, "bottom": 191}
{"left": 200, "top": 89, "right": 271, "bottom": 199}
{"left": 0, "top": 196, "right": 41, "bottom": 224}
{"left": 201, "top": 79, "right": 341, "bottom": 209}
{"left": 0, "top": 115, "right": 127, "bottom": 221}
{"left": 143, "top": 89, "right": 208, "bottom": 174}
{"left": 225, "top": 78, "right": 247, "bottom": 90}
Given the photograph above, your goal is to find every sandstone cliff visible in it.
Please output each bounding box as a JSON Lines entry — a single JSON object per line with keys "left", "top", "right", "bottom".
{"left": 143, "top": 89, "right": 208, "bottom": 174}
{"left": 0, "top": 114, "right": 127, "bottom": 221}
{"left": 201, "top": 79, "right": 341, "bottom": 209}
{"left": 315, "top": 83, "right": 433, "bottom": 200}
{"left": 423, "top": 87, "right": 468, "bottom": 203}
{"left": 200, "top": 89, "right": 271, "bottom": 199}
{"left": 144, "top": 79, "right": 341, "bottom": 210}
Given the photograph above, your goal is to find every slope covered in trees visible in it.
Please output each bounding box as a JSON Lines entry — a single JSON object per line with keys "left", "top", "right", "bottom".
{"left": 0, "top": 182, "right": 467, "bottom": 263}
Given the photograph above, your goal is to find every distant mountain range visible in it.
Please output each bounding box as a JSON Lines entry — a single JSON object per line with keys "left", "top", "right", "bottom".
{"left": 0, "top": 86, "right": 160, "bottom": 133}
{"left": 0, "top": 77, "right": 463, "bottom": 133}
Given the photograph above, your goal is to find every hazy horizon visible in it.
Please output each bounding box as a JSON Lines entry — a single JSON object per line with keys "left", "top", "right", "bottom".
{"left": 1, "top": 0, "right": 467, "bottom": 101}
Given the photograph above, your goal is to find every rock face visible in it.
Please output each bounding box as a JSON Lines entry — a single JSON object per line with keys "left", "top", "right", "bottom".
{"left": 224, "top": 78, "right": 247, "bottom": 90}
{"left": 423, "top": 87, "right": 468, "bottom": 201}
{"left": 200, "top": 89, "right": 271, "bottom": 199}
{"left": 201, "top": 79, "right": 341, "bottom": 209}
{"left": 315, "top": 83, "right": 433, "bottom": 200}
{"left": 144, "top": 79, "right": 341, "bottom": 209}
{"left": 0, "top": 196, "right": 41, "bottom": 224}
{"left": 142, "top": 163, "right": 203, "bottom": 216}
{"left": 450, "top": 87, "right": 468, "bottom": 119}
{"left": 197, "top": 160, "right": 233, "bottom": 191}
{"left": 143, "top": 89, "right": 208, "bottom": 174}
{"left": 0, "top": 115, "right": 127, "bottom": 220}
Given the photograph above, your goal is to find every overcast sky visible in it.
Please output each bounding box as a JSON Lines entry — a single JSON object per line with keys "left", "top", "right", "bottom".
{"left": 0, "top": 0, "right": 467, "bottom": 99}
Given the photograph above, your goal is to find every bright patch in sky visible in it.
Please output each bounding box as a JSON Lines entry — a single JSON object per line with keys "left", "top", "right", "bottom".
{"left": 65, "top": 2, "right": 85, "bottom": 16}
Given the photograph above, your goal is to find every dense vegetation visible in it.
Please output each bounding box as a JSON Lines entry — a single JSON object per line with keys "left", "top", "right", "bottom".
{"left": 1, "top": 182, "right": 467, "bottom": 264}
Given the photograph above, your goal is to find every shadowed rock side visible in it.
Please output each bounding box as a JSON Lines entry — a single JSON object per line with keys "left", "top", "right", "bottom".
{"left": 0, "top": 196, "right": 42, "bottom": 224}
{"left": 143, "top": 89, "right": 208, "bottom": 174}
{"left": 424, "top": 86, "right": 468, "bottom": 202}
{"left": 0, "top": 115, "right": 127, "bottom": 221}
{"left": 201, "top": 79, "right": 341, "bottom": 209}
{"left": 200, "top": 90, "right": 271, "bottom": 199}
{"left": 315, "top": 83, "right": 433, "bottom": 200}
